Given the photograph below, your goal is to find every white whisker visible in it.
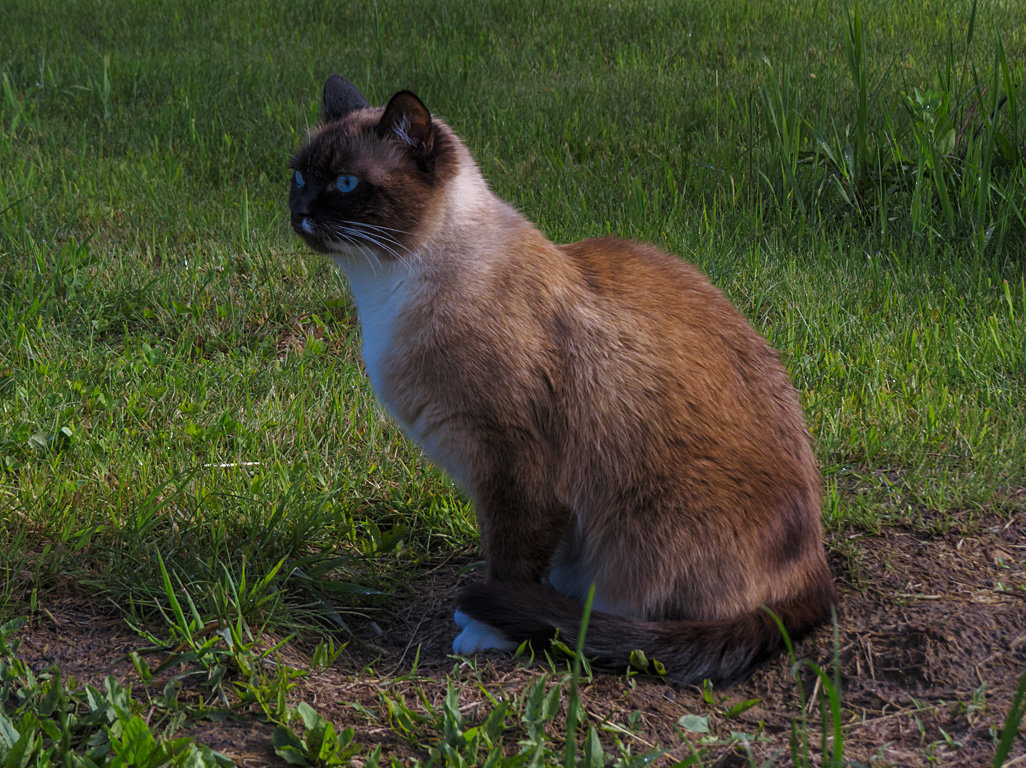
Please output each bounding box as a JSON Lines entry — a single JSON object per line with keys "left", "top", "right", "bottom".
{"left": 350, "top": 230, "right": 406, "bottom": 262}
{"left": 320, "top": 219, "right": 423, "bottom": 274}
{"left": 349, "top": 221, "right": 414, "bottom": 237}
{"left": 348, "top": 223, "right": 413, "bottom": 254}
{"left": 327, "top": 228, "right": 383, "bottom": 275}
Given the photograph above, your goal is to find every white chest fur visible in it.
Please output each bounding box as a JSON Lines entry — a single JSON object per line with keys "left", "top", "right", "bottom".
{"left": 332, "top": 249, "right": 474, "bottom": 491}
{"left": 332, "top": 254, "right": 412, "bottom": 411}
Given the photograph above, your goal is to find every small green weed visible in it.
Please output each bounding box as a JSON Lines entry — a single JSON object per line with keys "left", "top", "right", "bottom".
{"left": 0, "top": 618, "right": 231, "bottom": 767}
{"left": 271, "top": 701, "right": 361, "bottom": 767}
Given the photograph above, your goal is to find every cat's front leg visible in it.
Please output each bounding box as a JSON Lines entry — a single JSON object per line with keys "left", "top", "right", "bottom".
{"left": 452, "top": 468, "right": 569, "bottom": 654}
{"left": 474, "top": 469, "right": 569, "bottom": 583}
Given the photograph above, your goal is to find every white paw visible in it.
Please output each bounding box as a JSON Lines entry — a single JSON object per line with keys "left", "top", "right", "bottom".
{"left": 453, "top": 608, "right": 472, "bottom": 629}
{"left": 452, "top": 617, "right": 518, "bottom": 654}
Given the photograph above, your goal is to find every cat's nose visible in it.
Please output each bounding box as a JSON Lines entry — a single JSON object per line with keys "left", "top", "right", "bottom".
{"left": 291, "top": 214, "right": 316, "bottom": 235}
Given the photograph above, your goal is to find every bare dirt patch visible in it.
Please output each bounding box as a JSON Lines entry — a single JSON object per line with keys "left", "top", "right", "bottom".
{"left": 11, "top": 514, "right": 1026, "bottom": 767}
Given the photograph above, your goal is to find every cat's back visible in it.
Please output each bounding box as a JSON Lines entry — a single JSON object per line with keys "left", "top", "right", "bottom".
{"left": 553, "top": 236, "right": 814, "bottom": 485}
{"left": 557, "top": 236, "right": 783, "bottom": 380}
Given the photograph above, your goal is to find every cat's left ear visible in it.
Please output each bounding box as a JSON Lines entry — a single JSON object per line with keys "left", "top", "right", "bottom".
{"left": 377, "top": 91, "right": 434, "bottom": 156}
{"left": 322, "top": 75, "right": 369, "bottom": 122}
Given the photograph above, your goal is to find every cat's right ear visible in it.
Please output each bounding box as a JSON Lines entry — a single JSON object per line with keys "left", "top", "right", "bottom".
{"left": 377, "top": 91, "right": 434, "bottom": 156}
{"left": 322, "top": 75, "right": 369, "bottom": 122}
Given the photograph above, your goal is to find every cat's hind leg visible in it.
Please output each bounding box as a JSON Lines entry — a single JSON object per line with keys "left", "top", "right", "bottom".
{"left": 547, "top": 528, "right": 641, "bottom": 618}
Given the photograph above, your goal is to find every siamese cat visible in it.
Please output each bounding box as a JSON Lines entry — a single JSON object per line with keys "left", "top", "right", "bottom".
{"left": 289, "top": 75, "right": 834, "bottom": 685}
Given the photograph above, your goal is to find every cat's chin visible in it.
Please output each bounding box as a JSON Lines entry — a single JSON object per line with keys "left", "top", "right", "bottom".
{"left": 291, "top": 227, "right": 329, "bottom": 254}
{"left": 293, "top": 231, "right": 355, "bottom": 259}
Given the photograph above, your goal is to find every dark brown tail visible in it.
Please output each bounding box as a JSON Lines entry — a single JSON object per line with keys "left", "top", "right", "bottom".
{"left": 458, "top": 578, "right": 835, "bottom": 686}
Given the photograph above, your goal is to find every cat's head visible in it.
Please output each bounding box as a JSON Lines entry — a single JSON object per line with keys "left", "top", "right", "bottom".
{"left": 289, "top": 76, "right": 456, "bottom": 259}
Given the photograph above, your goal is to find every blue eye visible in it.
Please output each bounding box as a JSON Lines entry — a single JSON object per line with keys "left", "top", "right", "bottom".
{"left": 335, "top": 174, "right": 358, "bottom": 193}
{"left": 294, "top": 170, "right": 305, "bottom": 188}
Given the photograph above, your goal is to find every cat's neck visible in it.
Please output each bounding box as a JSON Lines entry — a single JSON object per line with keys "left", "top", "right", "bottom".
{"left": 335, "top": 153, "right": 550, "bottom": 415}
{"left": 425, "top": 150, "right": 523, "bottom": 257}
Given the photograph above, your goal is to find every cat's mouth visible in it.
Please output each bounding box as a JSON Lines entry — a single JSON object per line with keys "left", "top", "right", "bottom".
{"left": 292, "top": 216, "right": 333, "bottom": 253}
{"left": 293, "top": 217, "right": 409, "bottom": 262}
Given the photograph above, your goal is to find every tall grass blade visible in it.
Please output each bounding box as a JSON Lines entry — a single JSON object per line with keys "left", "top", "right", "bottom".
{"left": 966, "top": 0, "right": 977, "bottom": 49}
{"left": 996, "top": 38, "right": 1019, "bottom": 154}
{"left": 843, "top": 1, "right": 869, "bottom": 184}
{"left": 758, "top": 53, "right": 807, "bottom": 221}
{"left": 563, "top": 583, "right": 595, "bottom": 768}
{"left": 994, "top": 669, "right": 1026, "bottom": 767}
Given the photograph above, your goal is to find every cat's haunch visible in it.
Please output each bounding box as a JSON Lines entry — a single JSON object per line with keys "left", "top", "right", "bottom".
{"left": 289, "top": 76, "right": 835, "bottom": 686}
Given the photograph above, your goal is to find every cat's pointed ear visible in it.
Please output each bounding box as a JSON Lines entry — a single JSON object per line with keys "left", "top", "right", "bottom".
{"left": 377, "top": 90, "right": 434, "bottom": 155}
{"left": 322, "top": 75, "right": 369, "bottom": 122}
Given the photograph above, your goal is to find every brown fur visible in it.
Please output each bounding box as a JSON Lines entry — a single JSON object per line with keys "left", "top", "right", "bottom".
{"left": 289, "top": 76, "right": 835, "bottom": 686}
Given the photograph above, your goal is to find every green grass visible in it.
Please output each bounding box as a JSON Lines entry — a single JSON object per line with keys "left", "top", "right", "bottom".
{"left": 1, "top": 0, "right": 1025, "bottom": 764}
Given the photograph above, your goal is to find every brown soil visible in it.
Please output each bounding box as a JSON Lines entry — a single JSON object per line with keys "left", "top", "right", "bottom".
{"left": 12, "top": 514, "right": 1026, "bottom": 767}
